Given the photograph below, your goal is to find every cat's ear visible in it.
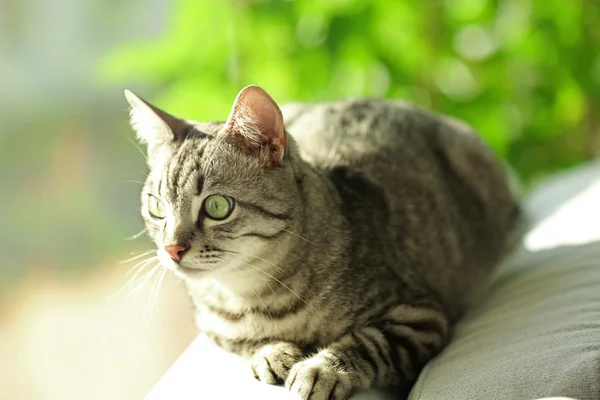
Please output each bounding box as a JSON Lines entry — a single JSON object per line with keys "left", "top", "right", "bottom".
{"left": 222, "top": 85, "right": 287, "bottom": 166}
{"left": 124, "top": 90, "right": 190, "bottom": 160}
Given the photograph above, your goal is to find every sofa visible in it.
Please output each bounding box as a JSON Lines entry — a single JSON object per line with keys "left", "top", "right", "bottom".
{"left": 147, "top": 160, "right": 600, "bottom": 400}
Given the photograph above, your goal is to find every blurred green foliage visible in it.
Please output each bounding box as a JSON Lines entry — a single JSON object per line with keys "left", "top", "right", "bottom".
{"left": 101, "top": 0, "right": 600, "bottom": 185}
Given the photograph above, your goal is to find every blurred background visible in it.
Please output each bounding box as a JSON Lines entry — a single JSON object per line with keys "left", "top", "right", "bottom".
{"left": 1, "top": 0, "right": 598, "bottom": 398}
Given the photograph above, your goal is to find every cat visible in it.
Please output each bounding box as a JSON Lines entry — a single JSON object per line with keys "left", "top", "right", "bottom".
{"left": 125, "top": 85, "right": 521, "bottom": 400}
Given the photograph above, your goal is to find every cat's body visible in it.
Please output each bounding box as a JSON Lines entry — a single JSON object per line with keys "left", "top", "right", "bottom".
{"left": 126, "top": 86, "right": 520, "bottom": 399}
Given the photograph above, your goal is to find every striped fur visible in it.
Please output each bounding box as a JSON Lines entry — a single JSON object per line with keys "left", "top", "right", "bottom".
{"left": 126, "top": 85, "right": 521, "bottom": 399}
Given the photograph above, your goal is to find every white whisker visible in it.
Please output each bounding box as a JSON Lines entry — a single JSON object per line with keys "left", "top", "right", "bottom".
{"left": 219, "top": 250, "right": 279, "bottom": 295}
{"left": 128, "top": 248, "right": 154, "bottom": 255}
{"left": 251, "top": 287, "right": 273, "bottom": 320}
{"left": 240, "top": 261, "right": 312, "bottom": 309}
{"left": 122, "top": 258, "right": 159, "bottom": 296}
{"left": 241, "top": 286, "right": 260, "bottom": 335}
{"left": 142, "top": 266, "right": 167, "bottom": 328}
{"left": 248, "top": 308, "right": 259, "bottom": 335}
{"left": 141, "top": 273, "right": 158, "bottom": 327}
{"left": 239, "top": 253, "right": 285, "bottom": 274}
{"left": 127, "top": 136, "right": 148, "bottom": 162}
{"left": 258, "top": 273, "right": 276, "bottom": 295}
{"left": 120, "top": 249, "right": 156, "bottom": 264}
{"left": 130, "top": 264, "right": 160, "bottom": 297}
{"left": 125, "top": 256, "right": 157, "bottom": 278}
{"left": 108, "top": 256, "right": 157, "bottom": 299}
{"left": 125, "top": 229, "right": 148, "bottom": 241}
{"left": 282, "top": 229, "right": 319, "bottom": 246}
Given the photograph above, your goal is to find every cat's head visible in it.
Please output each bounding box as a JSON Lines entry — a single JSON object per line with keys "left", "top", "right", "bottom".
{"left": 125, "top": 86, "right": 303, "bottom": 285}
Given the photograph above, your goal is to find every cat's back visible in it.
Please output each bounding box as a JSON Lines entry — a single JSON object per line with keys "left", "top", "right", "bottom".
{"left": 283, "top": 98, "right": 520, "bottom": 315}
{"left": 282, "top": 98, "right": 427, "bottom": 168}
{"left": 282, "top": 97, "right": 492, "bottom": 176}
{"left": 282, "top": 97, "right": 511, "bottom": 207}
{"left": 282, "top": 97, "right": 506, "bottom": 200}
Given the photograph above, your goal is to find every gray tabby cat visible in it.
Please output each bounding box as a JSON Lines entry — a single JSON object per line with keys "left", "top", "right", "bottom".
{"left": 125, "top": 85, "right": 520, "bottom": 399}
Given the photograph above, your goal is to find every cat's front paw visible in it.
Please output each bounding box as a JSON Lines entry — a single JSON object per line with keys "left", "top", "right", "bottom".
{"left": 286, "top": 356, "right": 353, "bottom": 400}
{"left": 250, "top": 342, "right": 304, "bottom": 385}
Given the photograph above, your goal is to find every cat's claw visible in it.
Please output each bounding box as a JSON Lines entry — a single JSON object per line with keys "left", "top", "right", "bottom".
{"left": 250, "top": 342, "right": 304, "bottom": 385}
{"left": 286, "top": 356, "right": 353, "bottom": 400}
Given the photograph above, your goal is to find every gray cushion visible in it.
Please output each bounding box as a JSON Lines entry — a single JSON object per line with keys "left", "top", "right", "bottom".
{"left": 409, "top": 162, "right": 600, "bottom": 400}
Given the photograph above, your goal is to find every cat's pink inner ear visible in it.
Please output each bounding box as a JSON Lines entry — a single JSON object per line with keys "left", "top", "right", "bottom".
{"left": 226, "top": 85, "right": 287, "bottom": 163}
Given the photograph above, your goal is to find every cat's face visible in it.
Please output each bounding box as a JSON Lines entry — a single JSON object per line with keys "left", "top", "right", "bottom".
{"left": 127, "top": 86, "right": 302, "bottom": 283}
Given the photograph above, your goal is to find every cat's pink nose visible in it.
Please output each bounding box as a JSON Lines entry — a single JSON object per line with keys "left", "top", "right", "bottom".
{"left": 165, "top": 244, "right": 187, "bottom": 262}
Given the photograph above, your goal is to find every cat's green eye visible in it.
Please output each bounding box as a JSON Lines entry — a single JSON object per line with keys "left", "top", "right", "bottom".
{"left": 147, "top": 194, "right": 166, "bottom": 219}
{"left": 203, "top": 195, "right": 234, "bottom": 220}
